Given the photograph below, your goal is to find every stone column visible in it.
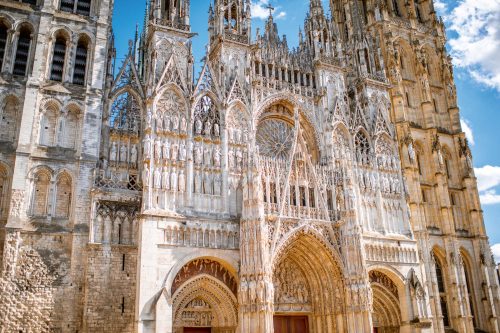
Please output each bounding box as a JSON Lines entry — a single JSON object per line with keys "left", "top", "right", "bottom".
{"left": 239, "top": 154, "right": 274, "bottom": 333}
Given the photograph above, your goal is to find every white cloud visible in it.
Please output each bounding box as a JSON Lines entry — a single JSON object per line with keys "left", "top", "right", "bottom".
{"left": 433, "top": 0, "right": 448, "bottom": 14}
{"left": 460, "top": 118, "right": 475, "bottom": 146}
{"left": 475, "top": 165, "right": 500, "bottom": 192}
{"left": 474, "top": 165, "right": 500, "bottom": 205}
{"left": 480, "top": 190, "right": 500, "bottom": 205}
{"left": 251, "top": 0, "right": 286, "bottom": 20}
{"left": 491, "top": 243, "right": 500, "bottom": 263}
{"left": 443, "top": 0, "right": 500, "bottom": 92}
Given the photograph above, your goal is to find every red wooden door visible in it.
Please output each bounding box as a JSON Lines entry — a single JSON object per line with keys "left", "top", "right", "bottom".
{"left": 273, "top": 316, "right": 309, "bottom": 333}
{"left": 183, "top": 328, "right": 211, "bottom": 333}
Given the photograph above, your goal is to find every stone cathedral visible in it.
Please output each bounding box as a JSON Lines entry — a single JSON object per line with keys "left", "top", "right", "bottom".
{"left": 0, "top": 0, "right": 499, "bottom": 332}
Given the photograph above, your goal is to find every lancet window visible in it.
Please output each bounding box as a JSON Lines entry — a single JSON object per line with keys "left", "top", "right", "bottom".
{"left": 50, "top": 33, "right": 68, "bottom": 82}
{"left": 55, "top": 173, "right": 72, "bottom": 218}
{"left": 109, "top": 92, "right": 141, "bottom": 133}
{"left": 32, "top": 170, "right": 51, "bottom": 217}
{"left": 13, "top": 25, "right": 32, "bottom": 76}
{"left": 73, "top": 37, "right": 89, "bottom": 85}
{"left": 0, "top": 96, "right": 19, "bottom": 143}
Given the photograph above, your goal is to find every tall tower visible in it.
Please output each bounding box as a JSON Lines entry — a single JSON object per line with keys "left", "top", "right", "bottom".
{"left": 357, "top": 0, "right": 500, "bottom": 331}
{"left": 0, "top": 0, "right": 114, "bottom": 331}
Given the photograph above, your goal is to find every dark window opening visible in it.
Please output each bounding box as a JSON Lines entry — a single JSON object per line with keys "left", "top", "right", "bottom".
{"left": 73, "top": 39, "right": 88, "bottom": 85}
{"left": 13, "top": 27, "right": 31, "bottom": 76}
{"left": 50, "top": 36, "right": 66, "bottom": 82}
{"left": 0, "top": 23, "right": 7, "bottom": 71}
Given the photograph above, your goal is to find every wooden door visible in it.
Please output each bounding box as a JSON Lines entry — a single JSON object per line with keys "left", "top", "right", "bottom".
{"left": 183, "top": 328, "right": 211, "bottom": 333}
{"left": 274, "top": 316, "right": 309, "bottom": 333}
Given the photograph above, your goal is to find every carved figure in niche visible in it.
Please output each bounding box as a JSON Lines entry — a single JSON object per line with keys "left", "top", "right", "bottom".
{"left": 163, "top": 114, "right": 170, "bottom": 132}
{"left": 162, "top": 139, "right": 171, "bottom": 160}
{"left": 204, "top": 146, "right": 212, "bottom": 165}
{"left": 162, "top": 167, "right": 170, "bottom": 190}
{"left": 213, "top": 148, "right": 221, "bottom": 167}
{"left": 143, "top": 135, "right": 151, "bottom": 158}
{"left": 110, "top": 142, "right": 118, "bottom": 162}
{"left": 229, "top": 149, "right": 235, "bottom": 168}
{"left": 195, "top": 118, "right": 203, "bottom": 135}
{"left": 171, "top": 142, "right": 179, "bottom": 161}
{"left": 179, "top": 143, "right": 186, "bottom": 161}
{"left": 242, "top": 131, "right": 248, "bottom": 143}
{"left": 120, "top": 144, "right": 128, "bottom": 163}
{"left": 204, "top": 119, "right": 212, "bottom": 136}
{"left": 172, "top": 114, "right": 179, "bottom": 131}
{"left": 214, "top": 174, "right": 222, "bottom": 196}
{"left": 204, "top": 173, "right": 212, "bottom": 195}
{"left": 236, "top": 149, "right": 243, "bottom": 169}
{"left": 228, "top": 128, "right": 234, "bottom": 142}
{"left": 240, "top": 277, "right": 248, "bottom": 304}
{"left": 194, "top": 143, "right": 202, "bottom": 165}
{"left": 408, "top": 142, "right": 416, "bottom": 163}
{"left": 130, "top": 144, "right": 138, "bottom": 166}
{"left": 194, "top": 172, "right": 202, "bottom": 193}
{"left": 154, "top": 138, "right": 162, "bottom": 160}
{"left": 170, "top": 168, "right": 178, "bottom": 191}
{"left": 146, "top": 110, "right": 152, "bottom": 129}
{"left": 249, "top": 278, "right": 257, "bottom": 303}
{"left": 214, "top": 122, "right": 220, "bottom": 137}
{"left": 142, "top": 164, "right": 150, "bottom": 187}
{"left": 154, "top": 167, "right": 162, "bottom": 189}
{"left": 180, "top": 116, "right": 187, "bottom": 133}
{"left": 157, "top": 114, "right": 164, "bottom": 132}
{"left": 178, "top": 170, "right": 186, "bottom": 192}
{"left": 235, "top": 129, "right": 241, "bottom": 142}
{"left": 257, "top": 274, "right": 265, "bottom": 303}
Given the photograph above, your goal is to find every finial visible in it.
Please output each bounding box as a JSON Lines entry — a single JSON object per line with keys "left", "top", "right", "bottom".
{"left": 266, "top": 2, "right": 275, "bottom": 17}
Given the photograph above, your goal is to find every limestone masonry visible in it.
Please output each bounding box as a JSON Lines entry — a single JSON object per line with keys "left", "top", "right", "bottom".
{"left": 0, "top": 0, "right": 498, "bottom": 332}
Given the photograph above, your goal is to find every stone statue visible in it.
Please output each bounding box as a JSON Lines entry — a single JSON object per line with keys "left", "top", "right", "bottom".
{"left": 154, "top": 138, "right": 162, "bottom": 160}
{"left": 120, "top": 144, "right": 127, "bottom": 163}
{"left": 142, "top": 164, "right": 150, "bottom": 188}
{"left": 179, "top": 143, "right": 186, "bottom": 161}
{"left": 130, "top": 144, "right": 138, "bottom": 166}
{"left": 204, "top": 173, "right": 212, "bottom": 195}
{"left": 146, "top": 110, "right": 152, "bottom": 129}
{"left": 180, "top": 116, "right": 187, "bottom": 133}
{"left": 170, "top": 168, "right": 178, "bottom": 191}
{"left": 194, "top": 144, "right": 202, "bottom": 165}
{"left": 162, "top": 167, "right": 170, "bottom": 190}
{"left": 171, "top": 114, "right": 179, "bottom": 131}
{"left": 204, "top": 146, "right": 212, "bottom": 165}
{"left": 213, "top": 148, "right": 221, "bottom": 167}
{"left": 162, "top": 139, "right": 171, "bottom": 160}
{"left": 194, "top": 172, "right": 202, "bottom": 193}
{"left": 213, "top": 122, "right": 220, "bottom": 137}
{"left": 408, "top": 142, "right": 416, "bottom": 163}
{"left": 178, "top": 170, "right": 186, "bottom": 192}
{"left": 163, "top": 114, "right": 170, "bottom": 132}
{"left": 204, "top": 119, "right": 212, "bottom": 136}
{"left": 195, "top": 118, "right": 203, "bottom": 135}
{"left": 154, "top": 167, "right": 162, "bottom": 189}
{"left": 110, "top": 142, "right": 118, "bottom": 162}
{"left": 143, "top": 135, "right": 151, "bottom": 158}
{"left": 214, "top": 174, "right": 222, "bottom": 196}
{"left": 171, "top": 143, "right": 179, "bottom": 161}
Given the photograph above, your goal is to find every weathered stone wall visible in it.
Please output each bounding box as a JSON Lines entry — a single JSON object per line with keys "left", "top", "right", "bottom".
{"left": 83, "top": 244, "right": 137, "bottom": 333}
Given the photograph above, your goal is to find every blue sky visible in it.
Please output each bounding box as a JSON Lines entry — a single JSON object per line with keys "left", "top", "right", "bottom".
{"left": 112, "top": 0, "right": 500, "bottom": 250}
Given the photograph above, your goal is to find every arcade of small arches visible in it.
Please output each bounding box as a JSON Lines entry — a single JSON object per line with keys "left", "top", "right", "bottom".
{"left": 163, "top": 234, "right": 425, "bottom": 333}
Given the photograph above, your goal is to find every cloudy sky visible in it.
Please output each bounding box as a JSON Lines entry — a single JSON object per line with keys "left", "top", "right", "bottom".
{"left": 113, "top": 0, "right": 500, "bottom": 258}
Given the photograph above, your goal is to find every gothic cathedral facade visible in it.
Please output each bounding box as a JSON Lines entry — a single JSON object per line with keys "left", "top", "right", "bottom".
{"left": 0, "top": 0, "right": 498, "bottom": 332}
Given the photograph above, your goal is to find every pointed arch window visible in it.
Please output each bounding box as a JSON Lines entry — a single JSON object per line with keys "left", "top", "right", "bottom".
{"left": 13, "top": 26, "right": 32, "bottom": 76}
{"left": 50, "top": 34, "right": 67, "bottom": 82}
{"left": 435, "top": 257, "right": 450, "bottom": 327}
{"left": 355, "top": 131, "right": 371, "bottom": 164}
{"left": 392, "top": 0, "right": 401, "bottom": 17}
{"left": 0, "top": 22, "right": 8, "bottom": 71}
{"left": 109, "top": 91, "right": 141, "bottom": 132}
{"left": 32, "top": 171, "right": 51, "bottom": 217}
{"left": 55, "top": 173, "right": 72, "bottom": 218}
{"left": 461, "top": 255, "right": 478, "bottom": 327}
{"left": 0, "top": 97, "right": 19, "bottom": 143}
{"left": 73, "top": 37, "right": 89, "bottom": 85}
{"left": 40, "top": 104, "right": 59, "bottom": 146}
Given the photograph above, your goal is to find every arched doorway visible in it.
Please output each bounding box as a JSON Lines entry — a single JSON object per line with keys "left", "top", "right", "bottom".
{"left": 369, "top": 271, "right": 402, "bottom": 333}
{"left": 273, "top": 232, "right": 345, "bottom": 333}
{"left": 171, "top": 259, "right": 238, "bottom": 333}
